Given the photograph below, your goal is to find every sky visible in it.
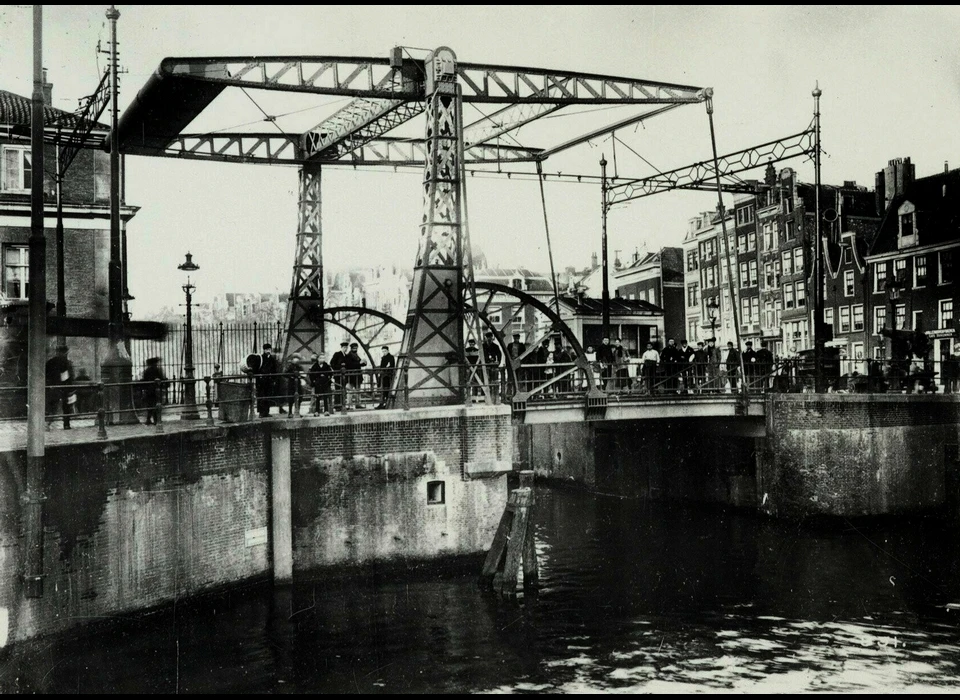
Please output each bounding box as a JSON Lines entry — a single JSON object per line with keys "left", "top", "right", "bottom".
{"left": 1, "top": 5, "right": 959, "bottom": 315}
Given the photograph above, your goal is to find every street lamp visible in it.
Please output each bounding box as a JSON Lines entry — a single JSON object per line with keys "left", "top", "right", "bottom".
{"left": 178, "top": 252, "right": 200, "bottom": 420}
{"left": 706, "top": 297, "right": 720, "bottom": 340}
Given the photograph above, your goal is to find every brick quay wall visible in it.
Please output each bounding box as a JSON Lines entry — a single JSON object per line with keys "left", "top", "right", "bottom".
{"left": 0, "top": 406, "right": 511, "bottom": 646}
{"left": 517, "top": 394, "right": 960, "bottom": 518}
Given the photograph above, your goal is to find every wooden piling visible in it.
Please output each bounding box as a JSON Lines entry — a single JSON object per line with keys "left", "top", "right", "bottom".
{"left": 480, "top": 481, "right": 538, "bottom": 597}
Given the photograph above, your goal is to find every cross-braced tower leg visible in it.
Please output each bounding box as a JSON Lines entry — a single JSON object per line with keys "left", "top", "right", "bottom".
{"left": 282, "top": 163, "right": 324, "bottom": 360}
{"left": 395, "top": 47, "right": 468, "bottom": 405}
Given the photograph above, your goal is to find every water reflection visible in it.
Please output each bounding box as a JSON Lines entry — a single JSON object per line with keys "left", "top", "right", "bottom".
{"left": 2, "top": 488, "right": 960, "bottom": 692}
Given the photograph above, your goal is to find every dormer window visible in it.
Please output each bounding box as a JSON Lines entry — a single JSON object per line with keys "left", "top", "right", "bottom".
{"left": 898, "top": 202, "right": 917, "bottom": 248}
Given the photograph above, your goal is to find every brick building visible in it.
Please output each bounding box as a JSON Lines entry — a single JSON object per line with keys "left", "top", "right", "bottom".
{"left": 612, "top": 247, "right": 684, "bottom": 343}
{"left": 864, "top": 160, "right": 960, "bottom": 378}
{"left": 0, "top": 76, "right": 137, "bottom": 396}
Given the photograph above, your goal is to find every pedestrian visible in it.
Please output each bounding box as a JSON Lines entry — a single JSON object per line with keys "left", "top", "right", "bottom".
{"left": 641, "top": 342, "right": 660, "bottom": 395}
{"left": 141, "top": 357, "right": 166, "bottom": 425}
{"left": 705, "top": 338, "right": 721, "bottom": 391}
{"left": 661, "top": 338, "right": 682, "bottom": 393}
{"left": 693, "top": 341, "right": 708, "bottom": 392}
{"left": 482, "top": 331, "right": 502, "bottom": 400}
{"left": 45, "top": 344, "right": 75, "bottom": 429}
{"left": 756, "top": 341, "right": 774, "bottom": 392}
{"left": 377, "top": 345, "right": 396, "bottom": 408}
{"left": 330, "top": 340, "right": 349, "bottom": 410}
{"left": 555, "top": 343, "right": 574, "bottom": 394}
{"left": 308, "top": 352, "right": 334, "bottom": 415}
{"left": 506, "top": 332, "right": 526, "bottom": 391}
{"left": 598, "top": 337, "right": 615, "bottom": 390}
{"left": 465, "top": 338, "right": 482, "bottom": 397}
{"left": 724, "top": 341, "right": 741, "bottom": 393}
{"left": 743, "top": 341, "right": 757, "bottom": 392}
{"left": 345, "top": 342, "right": 367, "bottom": 408}
{"left": 256, "top": 343, "right": 279, "bottom": 417}
{"left": 613, "top": 338, "right": 629, "bottom": 391}
{"left": 678, "top": 339, "right": 695, "bottom": 393}
{"left": 283, "top": 354, "right": 307, "bottom": 416}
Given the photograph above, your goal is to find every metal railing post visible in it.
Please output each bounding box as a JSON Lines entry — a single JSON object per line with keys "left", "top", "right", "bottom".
{"left": 339, "top": 367, "right": 348, "bottom": 415}
{"left": 96, "top": 382, "right": 107, "bottom": 440}
{"left": 402, "top": 368, "right": 410, "bottom": 411}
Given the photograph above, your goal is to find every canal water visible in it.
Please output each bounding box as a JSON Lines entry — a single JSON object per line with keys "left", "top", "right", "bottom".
{"left": 3, "top": 487, "right": 960, "bottom": 693}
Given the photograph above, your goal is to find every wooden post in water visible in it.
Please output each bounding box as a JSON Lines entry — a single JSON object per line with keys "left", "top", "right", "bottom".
{"left": 479, "top": 480, "right": 538, "bottom": 597}
{"left": 518, "top": 470, "right": 538, "bottom": 587}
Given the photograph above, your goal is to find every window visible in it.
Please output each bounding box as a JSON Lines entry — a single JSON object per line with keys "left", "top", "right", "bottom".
{"left": 705, "top": 266, "right": 716, "bottom": 288}
{"left": 796, "top": 280, "right": 806, "bottom": 307}
{"left": 900, "top": 212, "right": 915, "bottom": 237}
{"left": 741, "top": 297, "right": 751, "bottom": 323}
{"left": 3, "top": 246, "right": 29, "bottom": 299}
{"left": 785, "top": 220, "right": 796, "bottom": 240}
{"left": 941, "top": 250, "right": 954, "bottom": 285}
{"left": 427, "top": 481, "right": 446, "bottom": 505}
{"left": 1, "top": 147, "right": 32, "bottom": 192}
{"left": 894, "top": 258, "right": 907, "bottom": 283}
{"left": 874, "top": 263, "right": 888, "bottom": 294}
{"left": 895, "top": 304, "right": 906, "bottom": 330}
{"left": 874, "top": 306, "right": 886, "bottom": 335}
{"left": 940, "top": 299, "right": 954, "bottom": 329}
{"left": 747, "top": 231, "right": 756, "bottom": 252}
{"left": 852, "top": 304, "right": 864, "bottom": 331}
{"left": 738, "top": 234, "right": 747, "bottom": 252}
{"left": 764, "top": 223, "right": 776, "bottom": 250}
{"left": 914, "top": 255, "right": 928, "bottom": 288}
{"left": 844, "top": 270, "right": 855, "bottom": 297}
{"left": 688, "top": 320, "right": 698, "bottom": 342}
{"left": 793, "top": 247, "right": 804, "bottom": 273}
{"left": 839, "top": 306, "right": 851, "bottom": 333}
{"left": 687, "top": 250, "right": 698, "bottom": 271}
{"left": 912, "top": 310, "right": 923, "bottom": 332}
{"left": 687, "top": 283, "right": 700, "bottom": 307}
{"left": 751, "top": 297, "right": 759, "bottom": 326}
{"left": 739, "top": 262, "right": 749, "bottom": 288}
{"left": 782, "top": 251, "right": 794, "bottom": 276}
{"left": 825, "top": 307, "right": 835, "bottom": 330}
{"left": 764, "top": 262, "right": 775, "bottom": 290}
{"left": 784, "top": 283, "right": 795, "bottom": 309}
{"left": 748, "top": 260, "right": 758, "bottom": 287}
{"left": 784, "top": 196, "right": 794, "bottom": 214}
{"left": 511, "top": 278, "right": 522, "bottom": 290}
{"left": 765, "top": 300, "right": 775, "bottom": 329}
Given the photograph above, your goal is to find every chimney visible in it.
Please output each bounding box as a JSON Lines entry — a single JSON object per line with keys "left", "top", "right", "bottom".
{"left": 42, "top": 68, "right": 53, "bottom": 104}
{"left": 591, "top": 252, "right": 598, "bottom": 269}
{"left": 946, "top": 161, "right": 950, "bottom": 174}
{"left": 875, "top": 169, "right": 886, "bottom": 216}
{"left": 633, "top": 247, "right": 640, "bottom": 263}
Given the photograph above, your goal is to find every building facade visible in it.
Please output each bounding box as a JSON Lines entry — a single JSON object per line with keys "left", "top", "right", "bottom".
{"left": 613, "top": 247, "right": 684, "bottom": 343}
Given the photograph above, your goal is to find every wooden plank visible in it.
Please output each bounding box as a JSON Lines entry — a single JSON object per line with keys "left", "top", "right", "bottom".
{"left": 497, "top": 488, "right": 531, "bottom": 597}
{"left": 480, "top": 497, "right": 516, "bottom": 579}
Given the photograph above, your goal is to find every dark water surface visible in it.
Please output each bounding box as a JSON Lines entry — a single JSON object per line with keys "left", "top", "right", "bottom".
{"left": 3, "top": 488, "right": 960, "bottom": 693}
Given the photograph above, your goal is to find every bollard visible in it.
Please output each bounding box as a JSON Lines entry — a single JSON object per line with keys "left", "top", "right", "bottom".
{"left": 155, "top": 379, "right": 164, "bottom": 433}
{"left": 204, "top": 375, "right": 215, "bottom": 426}
{"left": 96, "top": 382, "right": 107, "bottom": 440}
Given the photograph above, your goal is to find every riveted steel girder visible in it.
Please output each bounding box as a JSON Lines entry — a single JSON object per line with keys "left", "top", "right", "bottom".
{"left": 606, "top": 129, "right": 816, "bottom": 206}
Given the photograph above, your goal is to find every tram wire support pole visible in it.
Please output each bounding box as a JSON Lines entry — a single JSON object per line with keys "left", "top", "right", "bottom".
{"left": 600, "top": 156, "right": 610, "bottom": 340}
{"left": 812, "top": 83, "right": 826, "bottom": 393}
{"left": 24, "top": 3, "right": 47, "bottom": 599}
{"left": 100, "top": 5, "right": 138, "bottom": 423}
{"left": 704, "top": 89, "right": 748, "bottom": 404}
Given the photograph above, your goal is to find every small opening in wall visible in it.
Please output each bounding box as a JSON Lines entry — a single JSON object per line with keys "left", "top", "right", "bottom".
{"left": 427, "top": 480, "right": 445, "bottom": 505}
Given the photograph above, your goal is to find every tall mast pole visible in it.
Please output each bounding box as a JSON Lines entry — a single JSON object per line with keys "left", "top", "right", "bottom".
{"left": 812, "top": 83, "right": 824, "bottom": 392}
{"left": 25, "top": 2, "right": 47, "bottom": 599}
{"left": 107, "top": 5, "right": 122, "bottom": 346}
{"left": 601, "top": 156, "right": 610, "bottom": 339}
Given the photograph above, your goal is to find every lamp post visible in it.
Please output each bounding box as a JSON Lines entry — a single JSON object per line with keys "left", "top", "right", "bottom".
{"left": 706, "top": 298, "right": 720, "bottom": 340}
{"left": 179, "top": 252, "right": 200, "bottom": 420}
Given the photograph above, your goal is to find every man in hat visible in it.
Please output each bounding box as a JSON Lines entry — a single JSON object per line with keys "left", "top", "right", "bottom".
{"left": 283, "top": 354, "right": 306, "bottom": 417}
{"left": 308, "top": 352, "right": 334, "bottom": 415}
{"left": 141, "top": 356, "right": 166, "bottom": 425}
{"left": 45, "top": 345, "right": 75, "bottom": 429}
{"left": 482, "top": 331, "right": 502, "bottom": 400}
{"left": 756, "top": 340, "right": 774, "bottom": 392}
{"left": 742, "top": 340, "right": 757, "bottom": 391}
{"left": 344, "top": 342, "right": 366, "bottom": 408}
{"left": 465, "top": 338, "right": 482, "bottom": 397}
{"left": 506, "top": 332, "right": 526, "bottom": 390}
{"left": 693, "top": 341, "right": 708, "bottom": 392}
{"left": 256, "top": 343, "right": 279, "bottom": 417}
{"left": 376, "top": 345, "right": 396, "bottom": 409}
{"left": 724, "top": 341, "right": 741, "bottom": 393}
{"left": 330, "top": 340, "right": 349, "bottom": 411}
